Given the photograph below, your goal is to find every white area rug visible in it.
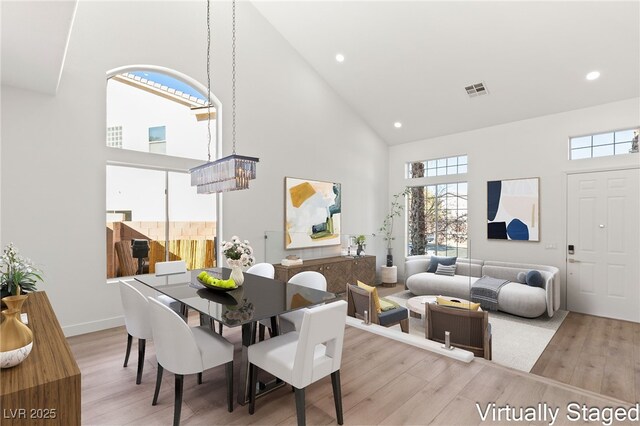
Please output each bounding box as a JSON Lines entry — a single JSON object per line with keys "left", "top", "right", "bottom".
{"left": 385, "top": 290, "right": 568, "bottom": 372}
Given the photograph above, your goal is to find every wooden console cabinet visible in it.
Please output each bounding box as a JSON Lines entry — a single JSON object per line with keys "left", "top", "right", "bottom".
{"left": 0, "top": 291, "right": 81, "bottom": 425}
{"left": 274, "top": 255, "right": 376, "bottom": 294}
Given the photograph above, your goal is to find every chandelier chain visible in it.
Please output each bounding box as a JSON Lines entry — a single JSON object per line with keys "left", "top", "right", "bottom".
{"left": 206, "top": 0, "right": 212, "bottom": 162}
{"left": 231, "top": 0, "right": 237, "bottom": 154}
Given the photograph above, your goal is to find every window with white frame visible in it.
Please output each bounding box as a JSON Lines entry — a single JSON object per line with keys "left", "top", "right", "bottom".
{"left": 406, "top": 182, "right": 468, "bottom": 258}
{"left": 406, "top": 155, "right": 467, "bottom": 178}
{"left": 570, "top": 128, "right": 639, "bottom": 160}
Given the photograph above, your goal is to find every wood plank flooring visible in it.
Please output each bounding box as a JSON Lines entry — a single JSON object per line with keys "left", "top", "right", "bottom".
{"left": 68, "top": 316, "right": 634, "bottom": 425}
{"left": 531, "top": 311, "right": 640, "bottom": 404}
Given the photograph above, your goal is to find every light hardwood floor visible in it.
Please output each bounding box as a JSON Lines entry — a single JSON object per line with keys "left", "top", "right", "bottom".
{"left": 69, "top": 315, "right": 633, "bottom": 425}
{"left": 531, "top": 311, "right": 640, "bottom": 404}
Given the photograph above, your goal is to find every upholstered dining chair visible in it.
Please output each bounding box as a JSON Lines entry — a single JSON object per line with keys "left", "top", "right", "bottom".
{"left": 245, "top": 263, "right": 277, "bottom": 341}
{"left": 118, "top": 280, "right": 153, "bottom": 385}
{"left": 248, "top": 300, "right": 348, "bottom": 426}
{"left": 148, "top": 297, "right": 234, "bottom": 426}
{"left": 279, "top": 271, "right": 328, "bottom": 334}
{"left": 426, "top": 302, "right": 492, "bottom": 360}
{"left": 151, "top": 260, "right": 192, "bottom": 322}
{"left": 346, "top": 284, "right": 409, "bottom": 333}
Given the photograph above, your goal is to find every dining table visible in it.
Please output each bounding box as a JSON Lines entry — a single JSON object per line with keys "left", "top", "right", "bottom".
{"left": 134, "top": 267, "right": 339, "bottom": 405}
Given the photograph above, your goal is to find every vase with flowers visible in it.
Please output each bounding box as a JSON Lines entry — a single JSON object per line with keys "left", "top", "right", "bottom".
{"left": 0, "top": 243, "right": 43, "bottom": 368}
{"left": 221, "top": 236, "right": 255, "bottom": 286}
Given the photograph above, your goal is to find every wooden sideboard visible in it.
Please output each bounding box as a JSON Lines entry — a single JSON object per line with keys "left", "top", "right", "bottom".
{"left": 274, "top": 255, "right": 376, "bottom": 294}
{"left": 1, "top": 291, "right": 81, "bottom": 425}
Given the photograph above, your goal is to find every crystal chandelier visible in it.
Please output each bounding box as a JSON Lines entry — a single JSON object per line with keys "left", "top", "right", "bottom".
{"left": 190, "top": 0, "right": 259, "bottom": 194}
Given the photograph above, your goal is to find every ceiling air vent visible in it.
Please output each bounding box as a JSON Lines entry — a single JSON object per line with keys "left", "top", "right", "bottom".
{"left": 465, "top": 82, "right": 488, "bottom": 98}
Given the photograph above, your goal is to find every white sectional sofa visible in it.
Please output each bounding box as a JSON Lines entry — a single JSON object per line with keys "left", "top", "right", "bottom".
{"left": 404, "top": 256, "right": 560, "bottom": 318}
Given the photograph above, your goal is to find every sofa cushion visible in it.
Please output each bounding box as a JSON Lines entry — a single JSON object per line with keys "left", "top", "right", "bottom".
{"left": 378, "top": 305, "right": 408, "bottom": 326}
{"left": 427, "top": 256, "right": 457, "bottom": 273}
{"left": 516, "top": 271, "right": 527, "bottom": 284}
{"left": 406, "top": 272, "right": 478, "bottom": 300}
{"left": 526, "top": 270, "right": 544, "bottom": 288}
{"left": 435, "top": 264, "right": 457, "bottom": 276}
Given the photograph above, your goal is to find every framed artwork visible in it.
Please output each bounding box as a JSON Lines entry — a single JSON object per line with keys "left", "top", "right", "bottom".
{"left": 487, "top": 177, "right": 539, "bottom": 241}
{"left": 285, "top": 177, "right": 341, "bottom": 249}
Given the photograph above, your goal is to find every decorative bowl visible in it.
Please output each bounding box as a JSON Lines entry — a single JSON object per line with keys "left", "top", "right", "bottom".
{"left": 197, "top": 277, "right": 238, "bottom": 292}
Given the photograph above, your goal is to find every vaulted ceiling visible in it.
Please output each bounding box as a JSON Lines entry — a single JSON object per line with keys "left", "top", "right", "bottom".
{"left": 2, "top": 1, "right": 638, "bottom": 145}
{"left": 253, "top": 1, "right": 640, "bottom": 144}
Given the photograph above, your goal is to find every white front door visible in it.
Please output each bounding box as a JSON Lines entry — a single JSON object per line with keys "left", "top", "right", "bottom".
{"left": 567, "top": 168, "right": 640, "bottom": 322}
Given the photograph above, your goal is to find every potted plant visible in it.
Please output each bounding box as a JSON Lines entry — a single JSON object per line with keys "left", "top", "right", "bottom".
{"left": 1, "top": 243, "right": 43, "bottom": 301}
{"left": 375, "top": 188, "right": 410, "bottom": 266}
{"left": 355, "top": 235, "right": 366, "bottom": 256}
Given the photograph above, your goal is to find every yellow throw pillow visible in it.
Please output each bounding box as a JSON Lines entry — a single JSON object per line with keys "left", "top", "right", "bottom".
{"left": 436, "top": 296, "right": 480, "bottom": 311}
{"left": 357, "top": 280, "right": 381, "bottom": 314}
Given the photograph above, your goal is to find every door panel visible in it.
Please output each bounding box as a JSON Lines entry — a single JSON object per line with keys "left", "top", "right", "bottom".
{"left": 567, "top": 169, "right": 639, "bottom": 322}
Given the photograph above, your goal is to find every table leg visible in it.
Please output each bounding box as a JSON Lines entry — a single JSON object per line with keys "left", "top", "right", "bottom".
{"left": 237, "top": 322, "right": 254, "bottom": 406}
{"left": 237, "top": 320, "right": 285, "bottom": 406}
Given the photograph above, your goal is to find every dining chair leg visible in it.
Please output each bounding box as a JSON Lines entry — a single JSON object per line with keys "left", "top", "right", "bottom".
{"left": 225, "top": 361, "right": 234, "bottom": 413}
{"left": 400, "top": 318, "right": 409, "bottom": 334}
{"left": 173, "top": 374, "right": 184, "bottom": 426}
{"left": 123, "top": 333, "right": 133, "bottom": 367}
{"left": 197, "top": 372, "right": 203, "bottom": 385}
{"left": 331, "top": 370, "right": 344, "bottom": 425}
{"left": 218, "top": 322, "right": 223, "bottom": 336}
{"left": 136, "top": 338, "right": 146, "bottom": 384}
{"left": 294, "top": 387, "right": 306, "bottom": 426}
{"left": 258, "top": 324, "right": 265, "bottom": 342}
{"left": 248, "top": 363, "right": 258, "bottom": 415}
{"left": 152, "top": 364, "right": 164, "bottom": 406}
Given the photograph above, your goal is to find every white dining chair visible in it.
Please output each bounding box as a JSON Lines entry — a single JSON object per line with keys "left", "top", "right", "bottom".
{"left": 118, "top": 280, "right": 153, "bottom": 385}
{"left": 248, "top": 300, "right": 348, "bottom": 426}
{"left": 154, "top": 260, "right": 189, "bottom": 318}
{"left": 155, "top": 260, "right": 187, "bottom": 275}
{"left": 246, "top": 263, "right": 277, "bottom": 341}
{"left": 148, "top": 297, "right": 234, "bottom": 426}
{"left": 279, "top": 271, "right": 328, "bottom": 334}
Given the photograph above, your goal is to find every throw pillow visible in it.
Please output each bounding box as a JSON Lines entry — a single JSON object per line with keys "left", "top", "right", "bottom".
{"left": 525, "top": 270, "right": 544, "bottom": 288}
{"left": 516, "top": 271, "right": 527, "bottom": 284}
{"left": 436, "top": 296, "right": 480, "bottom": 311}
{"left": 427, "top": 256, "right": 457, "bottom": 273}
{"left": 435, "top": 263, "right": 457, "bottom": 276}
{"left": 357, "top": 280, "right": 382, "bottom": 314}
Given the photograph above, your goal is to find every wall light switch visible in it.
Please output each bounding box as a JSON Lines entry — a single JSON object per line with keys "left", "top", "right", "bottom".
{"left": 545, "top": 243, "right": 557, "bottom": 249}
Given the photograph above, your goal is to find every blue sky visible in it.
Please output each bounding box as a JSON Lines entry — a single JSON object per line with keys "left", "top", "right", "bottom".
{"left": 131, "top": 71, "right": 207, "bottom": 103}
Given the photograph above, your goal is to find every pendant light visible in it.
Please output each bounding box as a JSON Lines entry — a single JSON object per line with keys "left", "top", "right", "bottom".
{"left": 190, "top": 0, "right": 259, "bottom": 194}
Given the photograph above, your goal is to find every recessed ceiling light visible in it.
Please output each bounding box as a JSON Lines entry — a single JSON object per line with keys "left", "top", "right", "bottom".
{"left": 335, "top": 54, "right": 345, "bottom": 63}
{"left": 586, "top": 71, "right": 600, "bottom": 81}
{"left": 394, "top": 122, "right": 402, "bottom": 128}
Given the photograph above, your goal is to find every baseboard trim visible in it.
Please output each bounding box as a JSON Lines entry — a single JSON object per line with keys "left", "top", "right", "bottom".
{"left": 346, "top": 316, "right": 474, "bottom": 363}
{"left": 63, "top": 315, "right": 125, "bottom": 337}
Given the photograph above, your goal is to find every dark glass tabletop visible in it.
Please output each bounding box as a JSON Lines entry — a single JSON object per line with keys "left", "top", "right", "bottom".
{"left": 134, "top": 268, "right": 338, "bottom": 327}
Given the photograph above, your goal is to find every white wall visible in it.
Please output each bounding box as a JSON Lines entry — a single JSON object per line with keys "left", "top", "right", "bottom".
{"left": 390, "top": 97, "right": 640, "bottom": 308}
{"left": 0, "top": 1, "right": 388, "bottom": 335}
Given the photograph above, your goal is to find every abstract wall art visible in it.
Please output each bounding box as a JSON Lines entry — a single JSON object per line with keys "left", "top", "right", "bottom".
{"left": 285, "top": 177, "right": 342, "bottom": 249}
{"left": 487, "top": 177, "right": 539, "bottom": 241}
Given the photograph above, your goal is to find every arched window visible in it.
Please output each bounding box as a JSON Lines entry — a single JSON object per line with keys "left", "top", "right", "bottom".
{"left": 105, "top": 66, "right": 220, "bottom": 280}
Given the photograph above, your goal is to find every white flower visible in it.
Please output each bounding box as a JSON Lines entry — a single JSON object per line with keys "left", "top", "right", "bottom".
{"left": 231, "top": 236, "right": 239, "bottom": 242}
